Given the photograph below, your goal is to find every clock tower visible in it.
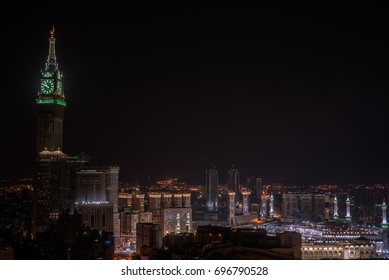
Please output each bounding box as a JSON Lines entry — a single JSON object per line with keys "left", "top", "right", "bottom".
{"left": 33, "top": 27, "right": 68, "bottom": 235}
{"left": 36, "top": 27, "right": 66, "bottom": 153}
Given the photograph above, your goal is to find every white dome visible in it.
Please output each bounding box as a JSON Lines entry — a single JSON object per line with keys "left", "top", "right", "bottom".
{"left": 39, "top": 147, "right": 52, "bottom": 156}
{"left": 52, "top": 148, "right": 66, "bottom": 157}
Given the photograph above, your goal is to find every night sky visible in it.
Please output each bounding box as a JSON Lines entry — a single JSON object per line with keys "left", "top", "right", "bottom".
{"left": 1, "top": 3, "right": 388, "bottom": 185}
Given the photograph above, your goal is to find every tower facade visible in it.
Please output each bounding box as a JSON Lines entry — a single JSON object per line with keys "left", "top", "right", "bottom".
{"left": 247, "top": 177, "right": 261, "bottom": 203}
{"left": 261, "top": 193, "right": 269, "bottom": 219}
{"left": 206, "top": 167, "right": 219, "bottom": 212}
{"left": 242, "top": 190, "right": 250, "bottom": 215}
{"left": 282, "top": 193, "right": 298, "bottom": 220}
{"left": 36, "top": 27, "right": 66, "bottom": 153}
{"left": 346, "top": 196, "right": 351, "bottom": 221}
{"left": 269, "top": 194, "right": 274, "bottom": 218}
{"left": 227, "top": 166, "right": 240, "bottom": 208}
{"left": 33, "top": 28, "right": 67, "bottom": 235}
{"left": 34, "top": 149, "right": 67, "bottom": 234}
{"left": 382, "top": 200, "right": 388, "bottom": 230}
{"left": 333, "top": 195, "right": 339, "bottom": 220}
{"left": 228, "top": 192, "right": 236, "bottom": 226}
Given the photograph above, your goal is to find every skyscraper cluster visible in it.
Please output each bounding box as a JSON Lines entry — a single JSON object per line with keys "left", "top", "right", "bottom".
{"left": 204, "top": 164, "right": 264, "bottom": 225}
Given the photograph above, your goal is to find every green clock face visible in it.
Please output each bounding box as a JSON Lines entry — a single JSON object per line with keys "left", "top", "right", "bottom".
{"left": 41, "top": 79, "right": 54, "bottom": 95}
{"left": 57, "top": 80, "right": 62, "bottom": 95}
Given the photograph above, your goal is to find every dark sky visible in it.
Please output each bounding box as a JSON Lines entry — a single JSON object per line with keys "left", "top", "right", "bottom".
{"left": 1, "top": 2, "right": 389, "bottom": 185}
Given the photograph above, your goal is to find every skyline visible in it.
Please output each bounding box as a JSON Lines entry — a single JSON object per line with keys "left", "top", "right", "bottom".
{"left": 1, "top": 3, "right": 389, "bottom": 185}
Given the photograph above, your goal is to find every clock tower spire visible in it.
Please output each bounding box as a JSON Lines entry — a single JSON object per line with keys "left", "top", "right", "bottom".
{"left": 46, "top": 26, "right": 58, "bottom": 71}
{"left": 36, "top": 27, "right": 66, "bottom": 153}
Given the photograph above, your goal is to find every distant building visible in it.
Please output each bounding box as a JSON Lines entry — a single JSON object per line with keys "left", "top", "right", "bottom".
{"left": 136, "top": 223, "right": 163, "bottom": 256}
{"left": 227, "top": 166, "right": 240, "bottom": 208}
{"left": 139, "top": 212, "right": 153, "bottom": 223}
{"left": 147, "top": 193, "right": 162, "bottom": 224}
{"left": 120, "top": 208, "right": 139, "bottom": 240}
{"left": 382, "top": 199, "right": 388, "bottom": 230}
{"left": 228, "top": 192, "right": 236, "bottom": 226}
{"left": 242, "top": 190, "right": 250, "bottom": 215}
{"left": 129, "top": 193, "right": 145, "bottom": 212}
{"left": 162, "top": 193, "right": 173, "bottom": 208}
{"left": 247, "top": 177, "right": 261, "bottom": 204}
{"left": 302, "top": 239, "right": 375, "bottom": 260}
{"left": 75, "top": 166, "right": 119, "bottom": 211}
{"left": 75, "top": 166, "right": 120, "bottom": 236}
{"left": 182, "top": 193, "right": 191, "bottom": 208}
{"left": 206, "top": 167, "right": 219, "bottom": 212}
{"left": 282, "top": 193, "right": 327, "bottom": 222}
{"left": 77, "top": 203, "right": 115, "bottom": 235}
{"left": 313, "top": 194, "right": 326, "bottom": 221}
{"left": 261, "top": 193, "right": 270, "bottom": 219}
{"left": 161, "top": 208, "right": 192, "bottom": 236}
{"left": 299, "top": 193, "right": 313, "bottom": 221}
{"left": 282, "top": 193, "right": 297, "bottom": 221}
{"left": 269, "top": 194, "right": 275, "bottom": 218}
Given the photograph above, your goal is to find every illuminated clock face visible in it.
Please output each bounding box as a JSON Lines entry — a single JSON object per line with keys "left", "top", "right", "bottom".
{"left": 41, "top": 79, "right": 54, "bottom": 94}
{"left": 57, "top": 80, "right": 62, "bottom": 95}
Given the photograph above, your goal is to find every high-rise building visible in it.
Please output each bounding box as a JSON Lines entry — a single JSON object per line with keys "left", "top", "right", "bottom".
{"left": 282, "top": 193, "right": 298, "bottom": 220}
{"left": 228, "top": 192, "right": 236, "bottom": 226}
{"left": 77, "top": 203, "right": 115, "bottom": 234}
{"left": 206, "top": 167, "right": 218, "bottom": 212}
{"left": 324, "top": 192, "right": 331, "bottom": 220}
{"left": 120, "top": 208, "right": 139, "bottom": 240}
{"left": 130, "top": 193, "right": 145, "bottom": 212}
{"left": 182, "top": 193, "right": 191, "bottom": 208}
{"left": 247, "top": 177, "right": 261, "bottom": 204}
{"left": 242, "top": 190, "right": 250, "bottom": 215}
{"left": 34, "top": 28, "right": 67, "bottom": 235}
{"left": 74, "top": 166, "right": 120, "bottom": 236}
{"left": 299, "top": 193, "right": 313, "bottom": 221}
{"left": 33, "top": 29, "right": 119, "bottom": 238}
{"left": 148, "top": 193, "right": 162, "bottom": 224}
{"left": 63, "top": 153, "right": 90, "bottom": 211}
{"left": 313, "top": 194, "right": 326, "bottom": 221}
{"left": 261, "top": 193, "right": 270, "bottom": 219}
{"left": 227, "top": 166, "right": 240, "bottom": 208}
{"left": 162, "top": 193, "right": 173, "bottom": 208}
{"left": 36, "top": 27, "right": 66, "bottom": 154}
{"left": 136, "top": 223, "right": 163, "bottom": 255}
{"left": 75, "top": 166, "right": 120, "bottom": 207}
{"left": 34, "top": 149, "right": 67, "bottom": 234}
{"left": 139, "top": 212, "right": 153, "bottom": 223}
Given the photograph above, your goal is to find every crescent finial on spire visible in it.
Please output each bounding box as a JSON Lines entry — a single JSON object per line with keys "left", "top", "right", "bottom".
{"left": 46, "top": 27, "right": 58, "bottom": 70}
